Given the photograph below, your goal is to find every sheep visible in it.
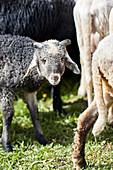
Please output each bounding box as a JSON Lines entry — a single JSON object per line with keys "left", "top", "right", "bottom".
{"left": 92, "top": 33, "right": 113, "bottom": 136}
{"left": 73, "top": 0, "right": 113, "bottom": 106}
{"left": 0, "top": 34, "right": 80, "bottom": 152}
{"left": 72, "top": 33, "right": 113, "bottom": 169}
{"left": 0, "top": 0, "right": 80, "bottom": 115}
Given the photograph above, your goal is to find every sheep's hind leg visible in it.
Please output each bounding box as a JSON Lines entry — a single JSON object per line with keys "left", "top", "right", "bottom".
{"left": 108, "top": 106, "right": 113, "bottom": 127}
{"left": 92, "top": 67, "right": 107, "bottom": 136}
{"left": 73, "top": 96, "right": 113, "bottom": 169}
{"left": 22, "top": 92, "right": 48, "bottom": 146}
{"left": 1, "top": 92, "right": 14, "bottom": 152}
{"left": 103, "top": 86, "right": 113, "bottom": 128}
{"left": 73, "top": 100, "right": 98, "bottom": 169}
{"left": 77, "top": 58, "right": 87, "bottom": 97}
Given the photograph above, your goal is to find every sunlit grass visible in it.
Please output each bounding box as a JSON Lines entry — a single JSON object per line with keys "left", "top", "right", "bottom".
{"left": 0, "top": 75, "right": 113, "bottom": 169}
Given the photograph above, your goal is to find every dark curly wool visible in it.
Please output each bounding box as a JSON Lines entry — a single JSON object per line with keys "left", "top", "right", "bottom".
{"left": 0, "top": 0, "right": 75, "bottom": 39}
{"left": 0, "top": 0, "right": 79, "bottom": 63}
{"left": 0, "top": 34, "right": 46, "bottom": 93}
{"left": 0, "top": 34, "right": 49, "bottom": 152}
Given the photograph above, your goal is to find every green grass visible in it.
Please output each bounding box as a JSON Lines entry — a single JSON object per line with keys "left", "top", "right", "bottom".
{"left": 0, "top": 75, "right": 113, "bottom": 169}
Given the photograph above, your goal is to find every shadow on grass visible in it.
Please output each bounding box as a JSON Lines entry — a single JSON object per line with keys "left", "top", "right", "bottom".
{"left": 62, "top": 98, "right": 88, "bottom": 116}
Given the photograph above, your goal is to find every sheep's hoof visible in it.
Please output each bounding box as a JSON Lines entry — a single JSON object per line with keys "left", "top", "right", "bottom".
{"left": 77, "top": 86, "right": 86, "bottom": 98}
{"left": 92, "top": 118, "right": 106, "bottom": 136}
{"left": 1, "top": 140, "right": 13, "bottom": 152}
{"left": 108, "top": 121, "right": 113, "bottom": 128}
{"left": 108, "top": 114, "right": 113, "bottom": 128}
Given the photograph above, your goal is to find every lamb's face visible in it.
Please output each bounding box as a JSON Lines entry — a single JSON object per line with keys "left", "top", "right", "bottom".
{"left": 35, "top": 40, "right": 67, "bottom": 85}
{"left": 24, "top": 39, "right": 80, "bottom": 85}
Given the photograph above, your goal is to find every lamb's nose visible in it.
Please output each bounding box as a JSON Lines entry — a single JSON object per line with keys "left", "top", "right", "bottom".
{"left": 51, "top": 75, "right": 59, "bottom": 82}
{"left": 49, "top": 73, "right": 61, "bottom": 85}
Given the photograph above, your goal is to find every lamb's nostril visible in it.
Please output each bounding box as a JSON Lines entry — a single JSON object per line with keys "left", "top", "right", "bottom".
{"left": 54, "top": 76, "right": 59, "bottom": 81}
{"left": 51, "top": 75, "right": 59, "bottom": 81}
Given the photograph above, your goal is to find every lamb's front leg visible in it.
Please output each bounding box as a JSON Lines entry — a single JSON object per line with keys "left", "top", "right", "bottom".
{"left": 52, "top": 83, "right": 66, "bottom": 115}
{"left": 73, "top": 100, "right": 98, "bottom": 169}
{"left": 1, "top": 91, "right": 14, "bottom": 152}
{"left": 22, "top": 92, "right": 48, "bottom": 145}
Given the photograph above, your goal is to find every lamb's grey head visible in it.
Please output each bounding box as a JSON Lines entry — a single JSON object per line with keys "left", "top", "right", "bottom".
{"left": 24, "top": 39, "right": 80, "bottom": 85}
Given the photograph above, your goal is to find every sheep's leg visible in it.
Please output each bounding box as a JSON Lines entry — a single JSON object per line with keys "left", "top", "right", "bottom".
{"left": 74, "top": 5, "right": 93, "bottom": 105}
{"left": 73, "top": 6, "right": 87, "bottom": 98}
{"left": 81, "top": 12, "right": 93, "bottom": 106}
{"left": 73, "top": 96, "right": 113, "bottom": 169}
{"left": 73, "top": 100, "right": 98, "bottom": 169}
{"left": 108, "top": 106, "right": 113, "bottom": 127}
{"left": 1, "top": 92, "right": 14, "bottom": 152}
{"left": 109, "top": 8, "right": 113, "bottom": 34}
{"left": 103, "top": 87, "right": 113, "bottom": 127}
{"left": 77, "top": 58, "right": 87, "bottom": 97}
{"left": 92, "top": 68, "right": 107, "bottom": 136}
{"left": 22, "top": 92, "right": 48, "bottom": 145}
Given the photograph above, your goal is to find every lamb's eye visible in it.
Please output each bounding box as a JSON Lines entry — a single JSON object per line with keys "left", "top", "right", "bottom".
{"left": 41, "top": 59, "right": 46, "bottom": 64}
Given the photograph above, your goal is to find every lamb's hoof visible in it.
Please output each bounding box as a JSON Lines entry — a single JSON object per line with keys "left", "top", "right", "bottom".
{"left": 54, "top": 107, "right": 67, "bottom": 115}
{"left": 36, "top": 134, "right": 48, "bottom": 146}
{"left": 53, "top": 101, "right": 66, "bottom": 115}
{"left": 92, "top": 118, "right": 106, "bottom": 136}
{"left": 77, "top": 87, "right": 86, "bottom": 97}
{"left": 1, "top": 140, "right": 13, "bottom": 152}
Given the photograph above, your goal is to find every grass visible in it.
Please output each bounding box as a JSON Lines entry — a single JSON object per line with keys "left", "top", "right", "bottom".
{"left": 0, "top": 74, "right": 113, "bottom": 169}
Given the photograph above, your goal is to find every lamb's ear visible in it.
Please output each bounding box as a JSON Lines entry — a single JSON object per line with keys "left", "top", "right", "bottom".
{"left": 60, "top": 39, "right": 71, "bottom": 46}
{"left": 65, "top": 53, "right": 80, "bottom": 74}
{"left": 23, "top": 59, "right": 38, "bottom": 79}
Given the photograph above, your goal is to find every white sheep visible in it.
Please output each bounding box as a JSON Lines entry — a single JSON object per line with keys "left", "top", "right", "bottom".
{"left": 73, "top": 0, "right": 113, "bottom": 105}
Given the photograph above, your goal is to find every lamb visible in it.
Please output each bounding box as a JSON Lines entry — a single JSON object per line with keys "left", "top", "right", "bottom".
{"left": 73, "top": 0, "right": 113, "bottom": 105}
{"left": 92, "top": 34, "right": 113, "bottom": 136}
{"left": 0, "top": 0, "right": 80, "bottom": 114}
{"left": 72, "top": 33, "right": 113, "bottom": 169}
{"left": 0, "top": 34, "right": 80, "bottom": 152}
